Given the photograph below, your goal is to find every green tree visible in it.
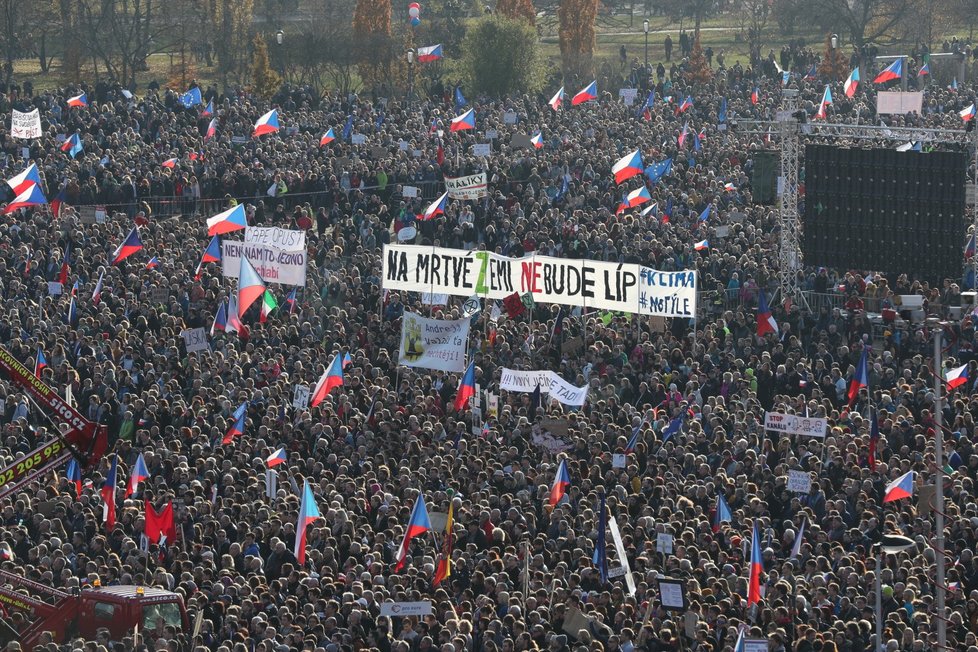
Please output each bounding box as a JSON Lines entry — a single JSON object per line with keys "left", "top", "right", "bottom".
{"left": 353, "top": 0, "right": 394, "bottom": 91}
{"left": 250, "top": 35, "right": 281, "bottom": 99}
{"left": 558, "top": 0, "right": 597, "bottom": 80}
{"left": 461, "top": 15, "right": 541, "bottom": 96}
{"left": 496, "top": 0, "right": 535, "bottom": 24}
{"left": 208, "top": 0, "right": 255, "bottom": 88}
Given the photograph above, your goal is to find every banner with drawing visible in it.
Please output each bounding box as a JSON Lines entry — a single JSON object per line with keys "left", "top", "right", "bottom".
{"left": 499, "top": 368, "right": 589, "bottom": 406}
{"left": 382, "top": 244, "right": 696, "bottom": 318}
{"left": 398, "top": 311, "right": 470, "bottom": 372}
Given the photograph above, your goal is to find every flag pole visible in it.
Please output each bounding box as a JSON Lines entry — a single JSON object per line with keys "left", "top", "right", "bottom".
{"left": 875, "top": 541, "right": 883, "bottom": 652}
{"left": 933, "top": 326, "right": 947, "bottom": 651}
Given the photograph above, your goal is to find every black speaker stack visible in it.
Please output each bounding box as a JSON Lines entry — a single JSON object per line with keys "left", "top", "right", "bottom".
{"left": 803, "top": 144, "right": 967, "bottom": 282}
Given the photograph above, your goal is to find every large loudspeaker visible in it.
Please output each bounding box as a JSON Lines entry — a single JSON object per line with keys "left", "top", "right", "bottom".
{"left": 753, "top": 150, "right": 779, "bottom": 205}
{"left": 803, "top": 145, "right": 967, "bottom": 283}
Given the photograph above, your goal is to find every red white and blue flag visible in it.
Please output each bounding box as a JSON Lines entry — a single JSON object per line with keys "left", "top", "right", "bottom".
{"left": 945, "top": 364, "right": 969, "bottom": 389}
{"left": 222, "top": 410, "right": 246, "bottom": 444}
{"left": 102, "top": 455, "right": 119, "bottom": 530}
{"left": 266, "top": 447, "right": 288, "bottom": 467}
{"left": 67, "top": 92, "right": 87, "bottom": 107}
{"left": 145, "top": 256, "right": 160, "bottom": 270}
{"left": 847, "top": 347, "right": 869, "bottom": 405}
{"left": 6, "top": 163, "right": 42, "bottom": 196}
{"left": 236, "top": 256, "right": 266, "bottom": 318}
{"left": 417, "top": 44, "right": 443, "bottom": 62}
{"left": 450, "top": 108, "right": 475, "bottom": 132}
{"left": 205, "top": 118, "right": 218, "bottom": 140}
{"left": 311, "top": 353, "right": 344, "bottom": 407}
{"left": 615, "top": 185, "right": 651, "bottom": 214}
{"left": 747, "top": 521, "right": 763, "bottom": 606}
{"left": 394, "top": 493, "right": 432, "bottom": 571}
{"left": 874, "top": 59, "right": 902, "bottom": 83}
{"left": 453, "top": 359, "right": 476, "bottom": 411}
{"left": 548, "top": 459, "right": 571, "bottom": 507}
{"left": 751, "top": 87, "right": 759, "bottom": 104}
{"left": 51, "top": 181, "right": 67, "bottom": 218}
{"left": 694, "top": 239, "right": 709, "bottom": 251}
{"left": 883, "top": 470, "right": 914, "bottom": 502}
{"left": 162, "top": 158, "right": 178, "bottom": 169}
{"left": 66, "top": 458, "right": 82, "bottom": 496}
{"left": 918, "top": 63, "right": 929, "bottom": 77}
{"left": 125, "top": 453, "right": 150, "bottom": 498}
{"left": 111, "top": 227, "right": 143, "bottom": 265}
{"left": 61, "top": 133, "right": 83, "bottom": 158}
{"left": 295, "top": 479, "right": 322, "bottom": 565}
{"left": 844, "top": 67, "right": 860, "bottom": 97}
{"left": 202, "top": 98, "right": 214, "bottom": 116}
{"left": 530, "top": 131, "right": 543, "bottom": 149}
{"left": 612, "top": 149, "right": 644, "bottom": 184}
{"left": 34, "top": 348, "right": 47, "bottom": 377}
{"left": 815, "top": 85, "right": 832, "bottom": 120}
{"left": 571, "top": 81, "right": 597, "bottom": 106}
{"left": 207, "top": 204, "right": 248, "bottom": 235}
{"left": 211, "top": 301, "right": 228, "bottom": 335}
{"left": 676, "top": 96, "right": 693, "bottom": 114}
{"left": 960, "top": 104, "right": 977, "bottom": 122}
{"left": 320, "top": 128, "right": 335, "bottom": 146}
{"left": 92, "top": 271, "right": 104, "bottom": 305}
{"left": 548, "top": 87, "right": 564, "bottom": 111}
{"left": 4, "top": 183, "right": 47, "bottom": 214}
{"left": 756, "top": 289, "right": 778, "bottom": 336}
{"left": 419, "top": 191, "right": 448, "bottom": 220}
{"left": 253, "top": 109, "right": 280, "bottom": 137}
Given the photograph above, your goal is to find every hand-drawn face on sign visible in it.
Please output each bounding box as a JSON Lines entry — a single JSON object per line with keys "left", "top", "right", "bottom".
{"left": 402, "top": 316, "right": 425, "bottom": 362}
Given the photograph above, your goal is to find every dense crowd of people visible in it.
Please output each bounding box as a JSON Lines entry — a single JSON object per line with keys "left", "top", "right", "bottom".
{"left": 0, "top": 36, "right": 976, "bottom": 652}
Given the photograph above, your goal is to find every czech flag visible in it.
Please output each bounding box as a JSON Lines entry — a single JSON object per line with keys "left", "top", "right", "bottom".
{"left": 615, "top": 185, "right": 651, "bottom": 214}
{"left": 91, "top": 271, "right": 104, "bottom": 305}
{"left": 266, "top": 447, "right": 287, "bottom": 467}
{"left": 751, "top": 87, "right": 759, "bottom": 104}
{"left": 883, "top": 470, "right": 914, "bottom": 502}
{"left": 34, "top": 348, "right": 47, "bottom": 377}
{"left": 453, "top": 359, "right": 476, "bottom": 411}
{"left": 66, "top": 295, "right": 78, "bottom": 328}
{"left": 571, "top": 81, "right": 597, "bottom": 106}
{"left": 145, "top": 256, "right": 160, "bottom": 270}
{"left": 803, "top": 64, "right": 817, "bottom": 80}
{"left": 960, "top": 104, "right": 976, "bottom": 122}
{"left": 196, "top": 235, "right": 222, "bottom": 279}
{"left": 418, "top": 191, "right": 448, "bottom": 221}
{"left": 6, "top": 163, "right": 42, "bottom": 195}
{"left": 311, "top": 353, "right": 344, "bottom": 407}
{"left": 790, "top": 517, "right": 807, "bottom": 559}
{"left": 966, "top": 234, "right": 976, "bottom": 258}
{"left": 61, "top": 133, "right": 83, "bottom": 158}
{"left": 747, "top": 521, "right": 763, "bottom": 606}
{"left": 101, "top": 455, "right": 118, "bottom": 530}
{"left": 951, "top": 77, "right": 959, "bottom": 91}
{"left": 612, "top": 149, "right": 644, "bottom": 184}
{"left": 756, "top": 289, "right": 778, "bottom": 336}
{"left": 678, "top": 122, "right": 689, "bottom": 148}
{"left": 639, "top": 202, "right": 657, "bottom": 218}
{"left": 945, "top": 364, "right": 969, "bottom": 389}
{"left": 205, "top": 118, "right": 218, "bottom": 140}
{"left": 918, "top": 63, "right": 929, "bottom": 77}
{"left": 713, "top": 493, "right": 732, "bottom": 533}
{"left": 417, "top": 44, "right": 443, "bottom": 62}
{"left": 111, "top": 227, "right": 143, "bottom": 265}
{"left": 548, "top": 459, "right": 571, "bottom": 507}
{"left": 815, "top": 85, "right": 832, "bottom": 120}
{"left": 548, "top": 87, "right": 564, "bottom": 111}
{"left": 66, "top": 458, "right": 82, "bottom": 496}
{"left": 394, "top": 494, "right": 432, "bottom": 571}
{"left": 222, "top": 410, "right": 245, "bottom": 444}
{"left": 294, "top": 479, "right": 322, "bottom": 565}
{"left": 211, "top": 301, "right": 227, "bottom": 336}
{"left": 206, "top": 203, "right": 248, "bottom": 235}
{"left": 844, "top": 67, "right": 860, "bottom": 97}
{"left": 161, "top": 157, "right": 178, "bottom": 169}
{"left": 67, "top": 92, "right": 87, "bottom": 107}
{"left": 724, "top": 182, "right": 737, "bottom": 191}
{"left": 847, "top": 347, "right": 869, "bottom": 405}
{"left": 676, "top": 96, "right": 693, "bottom": 114}
{"left": 51, "top": 181, "right": 67, "bottom": 218}
{"left": 320, "top": 128, "right": 335, "bottom": 146}
{"left": 530, "top": 131, "right": 543, "bottom": 149}
{"left": 4, "top": 183, "right": 47, "bottom": 214}
{"left": 286, "top": 287, "right": 298, "bottom": 314}
{"left": 874, "top": 58, "right": 902, "bottom": 83}
{"left": 694, "top": 239, "right": 709, "bottom": 251}
{"left": 125, "top": 452, "right": 150, "bottom": 498}
{"left": 202, "top": 98, "right": 214, "bottom": 116}
{"left": 253, "top": 108, "right": 280, "bottom": 137}
{"left": 236, "top": 256, "right": 266, "bottom": 318}
{"left": 450, "top": 108, "right": 475, "bottom": 132}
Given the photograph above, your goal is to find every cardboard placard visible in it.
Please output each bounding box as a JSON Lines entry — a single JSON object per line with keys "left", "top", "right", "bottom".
{"left": 351, "top": 134, "right": 366, "bottom": 145}
{"left": 612, "top": 453, "right": 626, "bottom": 468}
{"left": 180, "top": 327, "right": 209, "bottom": 353}
{"left": 472, "top": 143, "right": 491, "bottom": 157}
{"left": 292, "top": 384, "right": 310, "bottom": 410}
{"left": 503, "top": 111, "right": 518, "bottom": 124}
{"left": 402, "top": 186, "right": 419, "bottom": 198}
{"left": 656, "top": 532, "right": 674, "bottom": 554}
{"left": 47, "top": 282, "right": 63, "bottom": 296}
{"left": 786, "top": 469, "right": 812, "bottom": 493}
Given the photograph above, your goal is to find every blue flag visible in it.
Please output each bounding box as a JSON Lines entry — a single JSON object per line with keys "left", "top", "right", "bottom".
{"left": 455, "top": 86, "right": 467, "bottom": 111}
{"left": 592, "top": 492, "right": 608, "bottom": 583}
{"left": 342, "top": 115, "right": 354, "bottom": 141}
{"left": 718, "top": 97, "right": 728, "bottom": 123}
{"left": 180, "top": 87, "right": 202, "bottom": 108}
{"left": 644, "top": 158, "right": 673, "bottom": 183}
{"left": 555, "top": 175, "right": 569, "bottom": 201}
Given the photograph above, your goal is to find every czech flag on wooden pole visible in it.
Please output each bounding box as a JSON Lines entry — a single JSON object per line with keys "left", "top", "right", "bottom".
{"left": 61, "top": 133, "right": 83, "bottom": 158}
{"left": 548, "top": 459, "right": 571, "bottom": 507}
{"left": 844, "top": 67, "right": 860, "bottom": 97}
{"left": 945, "top": 364, "right": 969, "bottom": 389}
{"left": 34, "top": 348, "right": 47, "bottom": 377}
{"left": 873, "top": 58, "right": 902, "bottom": 83}
{"left": 960, "top": 104, "right": 976, "bottom": 122}
{"left": 320, "top": 128, "right": 335, "bottom": 146}
{"left": 111, "top": 227, "right": 143, "bottom": 265}
{"left": 418, "top": 191, "right": 448, "bottom": 220}
{"left": 253, "top": 108, "right": 280, "bottom": 136}
{"left": 294, "top": 479, "right": 321, "bottom": 565}
{"left": 883, "top": 470, "right": 914, "bottom": 502}
{"left": 3, "top": 184, "right": 47, "bottom": 214}
{"left": 394, "top": 493, "right": 432, "bottom": 571}
{"left": 266, "top": 447, "right": 287, "bottom": 467}
{"left": 125, "top": 453, "right": 150, "bottom": 498}
{"left": 549, "top": 87, "right": 564, "bottom": 111}
{"left": 747, "top": 521, "right": 763, "bottom": 607}
{"left": 101, "top": 455, "right": 118, "bottom": 530}
{"left": 756, "top": 289, "right": 778, "bottom": 337}
{"left": 206, "top": 204, "right": 248, "bottom": 235}
{"left": 196, "top": 235, "right": 222, "bottom": 279}
{"left": 236, "top": 256, "right": 266, "bottom": 318}
{"left": 453, "top": 360, "right": 476, "bottom": 411}
{"left": 612, "top": 149, "right": 644, "bottom": 184}
{"left": 572, "top": 81, "right": 597, "bottom": 105}
{"left": 450, "top": 108, "right": 475, "bottom": 132}
{"left": 222, "top": 410, "right": 245, "bottom": 444}
{"left": 615, "top": 185, "right": 651, "bottom": 215}
{"left": 311, "top": 354, "right": 344, "bottom": 407}
{"left": 6, "top": 163, "right": 42, "bottom": 195}
{"left": 847, "top": 347, "right": 869, "bottom": 406}
{"left": 211, "top": 301, "right": 227, "bottom": 335}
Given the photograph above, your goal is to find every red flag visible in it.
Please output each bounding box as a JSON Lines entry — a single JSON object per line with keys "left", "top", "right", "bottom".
{"left": 437, "top": 144, "right": 445, "bottom": 165}
{"left": 144, "top": 500, "right": 176, "bottom": 544}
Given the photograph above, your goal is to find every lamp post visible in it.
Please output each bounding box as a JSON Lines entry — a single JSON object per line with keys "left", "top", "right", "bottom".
{"left": 407, "top": 48, "right": 415, "bottom": 106}
{"left": 275, "top": 29, "right": 285, "bottom": 77}
{"left": 830, "top": 33, "right": 838, "bottom": 50}
{"left": 643, "top": 20, "right": 650, "bottom": 70}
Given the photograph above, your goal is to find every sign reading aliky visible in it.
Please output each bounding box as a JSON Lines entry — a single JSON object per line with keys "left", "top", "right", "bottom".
{"left": 382, "top": 245, "right": 697, "bottom": 318}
